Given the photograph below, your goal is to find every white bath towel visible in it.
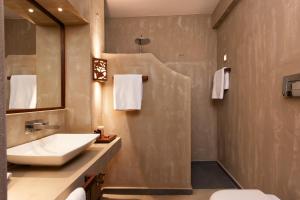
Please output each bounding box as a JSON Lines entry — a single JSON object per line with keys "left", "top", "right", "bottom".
{"left": 9, "top": 75, "right": 37, "bottom": 109}
{"left": 65, "top": 188, "right": 86, "bottom": 200}
{"left": 113, "top": 74, "right": 143, "bottom": 111}
{"left": 224, "top": 69, "right": 230, "bottom": 90}
{"left": 212, "top": 67, "right": 230, "bottom": 99}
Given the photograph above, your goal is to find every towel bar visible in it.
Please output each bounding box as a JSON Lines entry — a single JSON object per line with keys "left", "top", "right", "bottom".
{"left": 7, "top": 75, "right": 37, "bottom": 80}
{"left": 224, "top": 68, "right": 231, "bottom": 73}
{"left": 112, "top": 75, "right": 149, "bottom": 82}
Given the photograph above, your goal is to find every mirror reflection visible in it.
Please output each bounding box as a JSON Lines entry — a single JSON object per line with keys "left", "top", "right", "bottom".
{"left": 4, "top": 0, "right": 62, "bottom": 111}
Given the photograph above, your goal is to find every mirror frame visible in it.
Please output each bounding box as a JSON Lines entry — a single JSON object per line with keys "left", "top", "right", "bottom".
{"left": 6, "top": 0, "right": 65, "bottom": 114}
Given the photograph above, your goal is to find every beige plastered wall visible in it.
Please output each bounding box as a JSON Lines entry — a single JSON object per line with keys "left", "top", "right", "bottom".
{"left": 65, "top": 0, "right": 105, "bottom": 132}
{"left": 102, "top": 53, "right": 191, "bottom": 188}
{"left": 105, "top": 15, "right": 217, "bottom": 161}
{"left": 65, "top": 24, "right": 93, "bottom": 132}
{"left": 216, "top": 0, "right": 300, "bottom": 199}
{"left": 0, "top": 0, "right": 7, "bottom": 198}
{"left": 6, "top": 109, "right": 66, "bottom": 148}
{"left": 36, "top": 25, "right": 61, "bottom": 108}
{"left": 4, "top": 19, "right": 36, "bottom": 57}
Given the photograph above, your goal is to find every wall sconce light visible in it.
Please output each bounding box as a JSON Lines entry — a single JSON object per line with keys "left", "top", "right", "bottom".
{"left": 92, "top": 58, "right": 107, "bottom": 82}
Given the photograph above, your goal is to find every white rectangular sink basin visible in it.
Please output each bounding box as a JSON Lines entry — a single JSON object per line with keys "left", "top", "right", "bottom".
{"left": 7, "top": 134, "right": 99, "bottom": 166}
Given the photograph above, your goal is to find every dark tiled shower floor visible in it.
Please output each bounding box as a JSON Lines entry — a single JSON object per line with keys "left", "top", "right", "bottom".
{"left": 192, "top": 161, "right": 240, "bottom": 189}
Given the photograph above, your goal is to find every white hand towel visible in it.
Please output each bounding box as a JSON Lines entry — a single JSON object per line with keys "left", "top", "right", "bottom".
{"left": 65, "top": 188, "right": 86, "bottom": 200}
{"left": 9, "top": 75, "right": 37, "bottom": 109}
{"left": 224, "top": 68, "right": 230, "bottom": 90}
{"left": 7, "top": 172, "right": 12, "bottom": 180}
{"left": 113, "top": 74, "right": 143, "bottom": 111}
{"left": 212, "top": 68, "right": 225, "bottom": 99}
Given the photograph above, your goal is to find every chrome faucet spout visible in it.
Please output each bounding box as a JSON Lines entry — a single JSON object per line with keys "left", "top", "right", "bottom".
{"left": 25, "top": 120, "right": 60, "bottom": 132}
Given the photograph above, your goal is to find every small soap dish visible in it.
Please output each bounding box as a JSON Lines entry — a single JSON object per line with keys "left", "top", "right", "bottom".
{"left": 95, "top": 134, "right": 117, "bottom": 143}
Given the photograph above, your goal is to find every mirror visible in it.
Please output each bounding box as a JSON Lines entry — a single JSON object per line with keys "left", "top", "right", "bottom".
{"left": 4, "top": 0, "right": 65, "bottom": 113}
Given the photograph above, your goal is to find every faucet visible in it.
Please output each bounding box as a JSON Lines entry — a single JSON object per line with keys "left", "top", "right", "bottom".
{"left": 25, "top": 120, "right": 60, "bottom": 132}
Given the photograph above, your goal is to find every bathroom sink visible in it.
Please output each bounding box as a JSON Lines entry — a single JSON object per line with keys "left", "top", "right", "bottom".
{"left": 7, "top": 134, "right": 99, "bottom": 166}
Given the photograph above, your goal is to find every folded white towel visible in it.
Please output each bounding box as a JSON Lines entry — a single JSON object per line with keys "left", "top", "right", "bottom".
{"left": 212, "top": 68, "right": 225, "bottom": 99}
{"left": 113, "top": 74, "right": 143, "bottom": 111}
{"left": 65, "top": 188, "right": 86, "bottom": 200}
{"left": 9, "top": 75, "right": 37, "bottom": 109}
{"left": 224, "top": 69, "right": 230, "bottom": 90}
{"left": 212, "top": 67, "right": 230, "bottom": 99}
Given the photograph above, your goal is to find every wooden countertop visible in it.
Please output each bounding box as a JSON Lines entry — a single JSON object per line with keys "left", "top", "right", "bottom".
{"left": 8, "top": 137, "right": 121, "bottom": 200}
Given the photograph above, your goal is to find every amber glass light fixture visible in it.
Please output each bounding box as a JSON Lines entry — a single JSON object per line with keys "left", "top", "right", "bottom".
{"left": 92, "top": 58, "right": 107, "bottom": 82}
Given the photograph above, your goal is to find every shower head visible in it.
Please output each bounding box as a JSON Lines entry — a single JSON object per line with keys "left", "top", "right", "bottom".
{"left": 135, "top": 35, "right": 150, "bottom": 53}
{"left": 135, "top": 35, "right": 151, "bottom": 46}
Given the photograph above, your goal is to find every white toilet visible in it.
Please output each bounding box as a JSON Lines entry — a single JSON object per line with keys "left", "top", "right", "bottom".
{"left": 210, "top": 190, "right": 280, "bottom": 200}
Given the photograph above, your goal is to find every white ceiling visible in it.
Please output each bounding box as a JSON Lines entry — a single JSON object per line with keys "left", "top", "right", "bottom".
{"left": 105, "top": 0, "right": 221, "bottom": 18}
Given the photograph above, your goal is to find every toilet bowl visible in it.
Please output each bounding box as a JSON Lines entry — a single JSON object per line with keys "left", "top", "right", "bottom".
{"left": 210, "top": 190, "right": 280, "bottom": 200}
